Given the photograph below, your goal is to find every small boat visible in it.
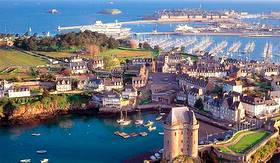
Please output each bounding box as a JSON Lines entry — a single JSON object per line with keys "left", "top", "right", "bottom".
{"left": 159, "top": 149, "right": 164, "bottom": 154}
{"left": 155, "top": 153, "right": 161, "bottom": 159}
{"left": 134, "top": 119, "right": 144, "bottom": 126}
{"left": 120, "top": 120, "right": 131, "bottom": 126}
{"left": 116, "top": 111, "right": 125, "bottom": 124}
{"left": 31, "top": 133, "right": 41, "bottom": 136}
{"left": 144, "top": 121, "right": 154, "bottom": 127}
{"left": 48, "top": 9, "right": 59, "bottom": 14}
{"left": 134, "top": 110, "right": 144, "bottom": 125}
{"left": 41, "top": 159, "right": 49, "bottom": 163}
{"left": 158, "top": 132, "right": 164, "bottom": 135}
{"left": 150, "top": 155, "right": 157, "bottom": 161}
{"left": 156, "top": 116, "right": 162, "bottom": 121}
{"left": 36, "top": 150, "right": 47, "bottom": 154}
{"left": 118, "top": 110, "right": 131, "bottom": 126}
{"left": 20, "top": 159, "right": 31, "bottom": 163}
{"left": 148, "top": 126, "right": 156, "bottom": 132}
{"left": 160, "top": 113, "right": 166, "bottom": 116}
{"left": 139, "top": 132, "right": 148, "bottom": 137}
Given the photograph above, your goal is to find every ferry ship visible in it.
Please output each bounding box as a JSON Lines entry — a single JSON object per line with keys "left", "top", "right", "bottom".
{"left": 80, "top": 21, "right": 131, "bottom": 39}
{"left": 175, "top": 24, "right": 200, "bottom": 34}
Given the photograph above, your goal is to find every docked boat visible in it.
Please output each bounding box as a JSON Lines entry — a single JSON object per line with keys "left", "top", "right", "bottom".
{"left": 144, "top": 121, "right": 154, "bottom": 127}
{"left": 134, "top": 110, "right": 144, "bottom": 126}
{"left": 263, "top": 42, "right": 273, "bottom": 60}
{"left": 148, "top": 126, "right": 156, "bottom": 131}
{"left": 116, "top": 111, "right": 125, "bottom": 124}
{"left": 156, "top": 116, "right": 163, "bottom": 121}
{"left": 135, "top": 119, "right": 144, "bottom": 126}
{"left": 20, "top": 159, "right": 31, "bottom": 163}
{"left": 150, "top": 155, "right": 157, "bottom": 161}
{"left": 159, "top": 149, "right": 164, "bottom": 154}
{"left": 118, "top": 110, "right": 131, "bottom": 126}
{"left": 36, "top": 150, "right": 47, "bottom": 154}
{"left": 243, "top": 41, "right": 255, "bottom": 54}
{"left": 41, "top": 159, "right": 49, "bottom": 163}
{"left": 79, "top": 21, "right": 131, "bottom": 39}
{"left": 228, "top": 41, "right": 241, "bottom": 53}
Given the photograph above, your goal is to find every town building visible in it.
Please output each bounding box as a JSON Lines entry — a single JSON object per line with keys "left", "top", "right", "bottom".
{"left": 102, "top": 91, "right": 122, "bottom": 108}
{"left": 187, "top": 88, "right": 203, "bottom": 107}
{"left": 122, "top": 84, "right": 137, "bottom": 99}
{"left": 204, "top": 93, "right": 245, "bottom": 122}
{"left": 260, "top": 66, "right": 279, "bottom": 77}
{"left": 56, "top": 78, "right": 72, "bottom": 92}
{"left": 132, "top": 65, "right": 149, "bottom": 89}
{"left": 88, "top": 58, "right": 104, "bottom": 70}
{"left": 177, "top": 74, "right": 214, "bottom": 93}
{"left": 103, "top": 77, "right": 123, "bottom": 91}
{"left": 8, "top": 87, "right": 31, "bottom": 98}
{"left": 241, "top": 95, "right": 280, "bottom": 117}
{"left": 70, "top": 62, "right": 88, "bottom": 74}
{"left": 223, "top": 80, "right": 242, "bottom": 94}
{"left": 163, "top": 107, "right": 199, "bottom": 162}
{"left": 69, "top": 55, "right": 83, "bottom": 63}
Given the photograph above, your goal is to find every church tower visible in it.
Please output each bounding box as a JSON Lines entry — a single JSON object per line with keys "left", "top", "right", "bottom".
{"left": 163, "top": 107, "right": 199, "bottom": 162}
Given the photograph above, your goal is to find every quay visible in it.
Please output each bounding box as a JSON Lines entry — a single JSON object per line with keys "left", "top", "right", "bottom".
{"left": 134, "top": 31, "right": 280, "bottom": 37}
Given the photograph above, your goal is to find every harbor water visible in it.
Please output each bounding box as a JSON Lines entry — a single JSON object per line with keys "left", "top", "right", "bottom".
{"left": 0, "top": 111, "right": 225, "bottom": 163}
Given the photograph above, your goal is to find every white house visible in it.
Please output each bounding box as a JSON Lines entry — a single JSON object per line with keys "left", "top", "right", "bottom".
{"left": 102, "top": 91, "right": 122, "bottom": 108}
{"left": 122, "top": 85, "right": 137, "bottom": 99}
{"left": 56, "top": 78, "right": 72, "bottom": 92}
{"left": 8, "top": 87, "right": 31, "bottom": 98}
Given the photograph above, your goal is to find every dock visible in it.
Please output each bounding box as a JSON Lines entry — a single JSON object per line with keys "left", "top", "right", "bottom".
{"left": 114, "top": 131, "right": 148, "bottom": 139}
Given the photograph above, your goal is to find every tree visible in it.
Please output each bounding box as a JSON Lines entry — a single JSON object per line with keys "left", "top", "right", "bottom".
{"left": 194, "top": 98, "right": 204, "bottom": 110}
{"left": 103, "top": 55, "right": 120, "bottom": 70}
{"left": 142, "top": 42, "right": 151, "bottom": 50}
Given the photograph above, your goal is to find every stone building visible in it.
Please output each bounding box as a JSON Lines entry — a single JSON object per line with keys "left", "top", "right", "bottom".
{"left": 163, "top": 107, "right": 199, "bottom": 162}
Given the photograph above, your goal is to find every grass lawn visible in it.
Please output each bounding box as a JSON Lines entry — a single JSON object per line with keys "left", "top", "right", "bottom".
{"left": 35, "top": 47, "right": 152, "bottom": 60}
{"left": 99, "top": 47, "right": 152, "bottom": 59}
{"left": 219, "top": 147, "right": 231, "bottom": 153}
{"left": 35, "top": 51, "right": 73, "bottom": 58}
{"left": 0, "top": 49, "right": 47, "bottom": 68}
{"left": 229, "top": 131, "right": 270, "bottom": 154}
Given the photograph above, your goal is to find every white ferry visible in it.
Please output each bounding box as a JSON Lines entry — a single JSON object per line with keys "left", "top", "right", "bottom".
{"left": 80, "top": 21, "right": 131, "bottom": 39}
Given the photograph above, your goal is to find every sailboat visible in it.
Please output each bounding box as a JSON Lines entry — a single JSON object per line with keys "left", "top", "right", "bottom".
{"left": 119, "top": 110, "right": 131, "bottom": 126}
{"left": 134, "top": 109, "right": 144, "bottom": 126}
{"left": 116, "top": 110, "right": 125, "bottom": 124}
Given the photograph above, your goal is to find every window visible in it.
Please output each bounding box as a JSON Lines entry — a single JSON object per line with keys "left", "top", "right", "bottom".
{"left": 181, "top": 148, "right": 183, "bottom": 152}
{"left": 175, "top": 132, "right": 176, "bottom": 136}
